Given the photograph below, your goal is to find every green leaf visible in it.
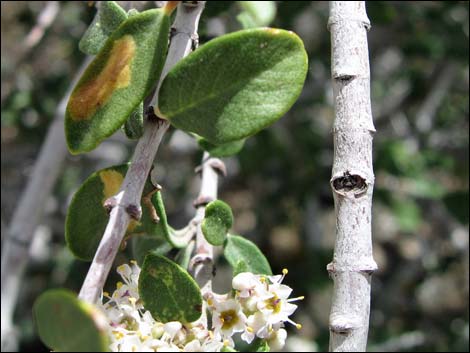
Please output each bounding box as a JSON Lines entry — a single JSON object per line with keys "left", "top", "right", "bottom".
{"left": 123, "top": 101, "right": 144, "bottom": 139}
{"left": 158, "top": 28, "right": 308, "bottom": 145}
{"left": 237, "top": 1, "right": 277, "bottom": 29}
{"left": 79, "top": 1, "right": 128, "bottom": 55}
{"left": 150, "top": 190, "right": 193, "bottom": 249}
{"left": 138, "top": 253, "right": 203, "bottom": 323}
{"left": 163, "top": 227, "right": 194, "bottom": 248}
{"left": 202, "top": 200, "right": 233, "bottom": 246}
{"left": 198, "top": 137, "right": 245, "bottom": 157}
{"left": 224, "top": 234, "right": 272, "bottom": 276}
{"left": 66, "top": 9, "right": 170, "bottom": 154}
{"left": 33, "top": 289, "right": 109, "bottom": 352}
{"left": 66, "top": 165, "right": 170, "bottom": 261}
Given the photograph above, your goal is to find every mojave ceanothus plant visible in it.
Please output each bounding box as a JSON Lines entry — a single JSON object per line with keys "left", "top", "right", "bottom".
{"left": 33, "top": 1, "right": 310, "bottom": 352}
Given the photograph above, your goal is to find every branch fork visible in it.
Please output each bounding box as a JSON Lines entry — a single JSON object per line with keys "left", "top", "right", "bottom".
{"left": 78, "top": 1, "right": 206, "bottom": 304}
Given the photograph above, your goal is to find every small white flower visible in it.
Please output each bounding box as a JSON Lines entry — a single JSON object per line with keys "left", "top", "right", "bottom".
{"left": 183, "top": 339, "right": 202, "bottom": 352}
{"left": 257, "top": 269, "right": 303, "bottom": 328}
{"left": 232, "top": 272, "right": 260, "bottom": 298}
{"left": 212, "top": 298, "right": 247, "bottom": 338}
{"left": 267, "top": 328, "right": 287, "bottom": 351}
{"left": 163, "top": 321, "right": 183, "bottom": 341}
{"left": 241, "top": 311, "right": 269, "bottom": 343}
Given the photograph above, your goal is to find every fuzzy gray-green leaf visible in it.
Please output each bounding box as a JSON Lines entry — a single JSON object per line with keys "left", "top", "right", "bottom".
{"left": 139, "top": 254, "right": 202, "bottom": 323}
{"left": 65, "top": 165, "right": 169, "bottom": 261}
{"left": 67, "top": 9, "right": 170, "bottom": 154}
{"left": 202, "top": 200, "right": 233, "bottom": 246}
{"left": 158, "top": 28, "right": 308, "bottom": 145}
{"left": 224, "top": 234, "right": 272, "bottom": 276}
{"left": 79, "top": 1, "right": 128, "bottom": 55}
{"left": 33, "top": 289, "right": 109, "bottom": 352}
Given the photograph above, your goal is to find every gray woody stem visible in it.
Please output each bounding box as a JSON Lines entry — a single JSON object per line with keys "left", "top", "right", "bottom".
{"left": 191, "top": 152, "right": 225, "bottom": 290}
{"left": 78, "top": 1, "right": 206, "bottom": 304}
{"left": 1, "top": 57, "right": 91, "bottom": 352}
{"left": 327, "top": 2, "right": 378, "bottom": 352}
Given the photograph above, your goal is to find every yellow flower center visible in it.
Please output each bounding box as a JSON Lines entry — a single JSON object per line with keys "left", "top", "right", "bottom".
{"left": 120, "top": 315, "right": 139, "bottom": 331}
{"left": 265, "top": 294, "right": 281, "bottom": 313}
{"left": 220, "top": 309, "right": 239, "bottom": 330}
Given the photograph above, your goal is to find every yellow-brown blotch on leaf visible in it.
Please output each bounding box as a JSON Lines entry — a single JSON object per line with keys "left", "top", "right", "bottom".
{"left": 68, "top": 36, "right": 136, "bottom": 121}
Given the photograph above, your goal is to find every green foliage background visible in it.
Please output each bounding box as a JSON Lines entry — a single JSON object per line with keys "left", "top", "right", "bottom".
{"left": 1, "top": 1, "right": 468, "bottom": 352}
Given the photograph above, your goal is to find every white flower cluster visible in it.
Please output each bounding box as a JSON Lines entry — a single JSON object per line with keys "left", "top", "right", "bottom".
{"left": 207, "top": 269, "right": 303, "bottom": 351}
{"left": 99, "top": 261, "right": 302, "bottom": 352}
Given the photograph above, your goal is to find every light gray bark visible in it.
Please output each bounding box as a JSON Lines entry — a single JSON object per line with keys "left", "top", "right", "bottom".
{"left": 327, "top": 2, "right": 378, "bottom": 351}
{"left": 78, "top": 1, "right": 206, "bottom": 304}
{"left": 190, "top": 153, "right": 226, "bottom": 290}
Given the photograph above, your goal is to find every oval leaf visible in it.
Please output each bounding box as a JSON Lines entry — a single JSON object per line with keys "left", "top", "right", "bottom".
{"left": 224, "top": 234, "right": 272, "bottom": 276}
{"left": 66, "top": 9, "right": 170, "bottom": 154}
{"left": 158, "top": 28, "right": 308, "bottom": 145}
{"left": 66, "top": 164, "right": 170, "bottom": 261}
{"left": 79, "top": 1, "right": 128, "bottom": 55}
{"left": 198, "top": 137, "right": 245, "bottom": 157}
{"left": 139, "top": 253, "right": 202, "bottom": 323}
{"left": 33, "top": 289, "right": 109, "bottom": 352}
{"left": 202, "top": 200, "right": 233, "bottom": 245}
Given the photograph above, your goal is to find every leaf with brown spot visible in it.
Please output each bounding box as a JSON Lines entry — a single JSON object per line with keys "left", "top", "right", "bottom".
{"left": 66, "top": 9, "right": 170, "bottom": 154}
{"left": 65, "top": 165, "right": 172, "bottom": 261}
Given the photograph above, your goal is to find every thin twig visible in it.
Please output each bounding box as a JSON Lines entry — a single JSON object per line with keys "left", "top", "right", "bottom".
{"left": 187, "top": 152, "right": 224, "bottom": 331}
{"left": 78, "top": 1, "right": 206, "bottom": 304}
{"left": 24, "top": 1, "right": 60, "bottom": 50}
{"left": 327, "top": 2, "right": 377, "bottom": 351}
{"left": 0, "top": 56, "right": 92, "bottom": 353}
{"left": 189, "top": 152, "right": 225, "bottom": 291}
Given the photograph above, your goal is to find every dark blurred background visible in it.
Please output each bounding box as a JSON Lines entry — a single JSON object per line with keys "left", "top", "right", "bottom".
{"left": 1, "top": 1, "right": 468, "bottom": 352}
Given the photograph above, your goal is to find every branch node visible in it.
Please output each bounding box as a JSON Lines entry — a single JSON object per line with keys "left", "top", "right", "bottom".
{"left": 329, "top": 314, "right": 362, "bottom": 335}
{"left": 360, "top": 268, "right": 376, "bottom": 276}
{"left": 125, "top": 204, "right": 142, "bottom": 220}
{"left": 330, "top": 324, "right": 353, "bottom": 335}
{"left": 334, "top": 74, "right": 356, "bottom": 82}
{"left": 331, "top": 171, "right": 367, "bottom": 197}
{"left": 103, "top": 197, "right": 118, "bottom": 214}
{"left": 189, "top": 253, "right": 212, "bottom": 269}
{"left": 327, "top": 261, "right": 378, "bottom": 275}
{"left": 193, "top": 195, "right": 215, "bottom": 208}
{"left": 208, "top": 158, "right": 227, "bottom": 177}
